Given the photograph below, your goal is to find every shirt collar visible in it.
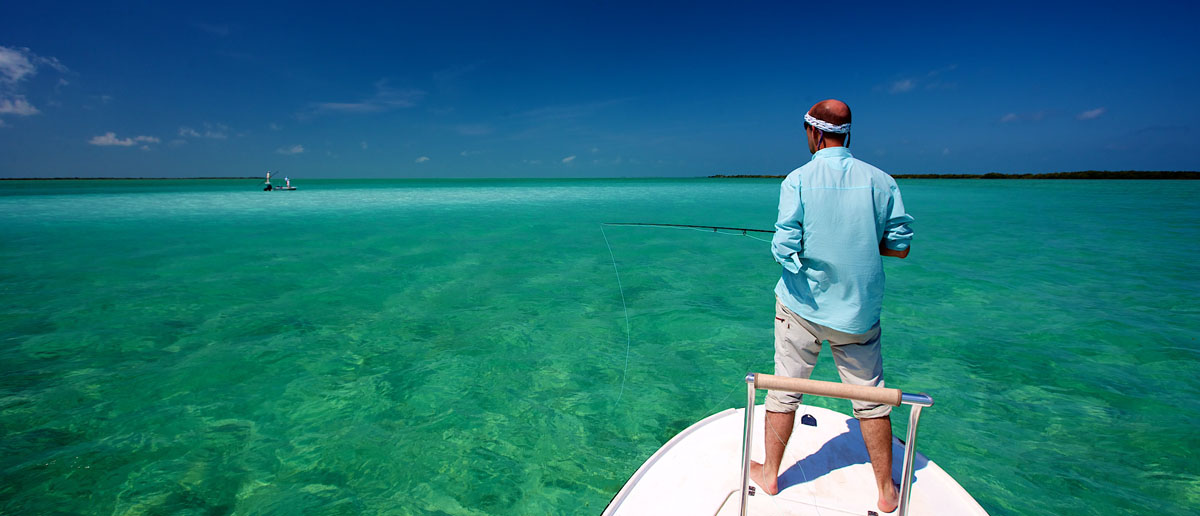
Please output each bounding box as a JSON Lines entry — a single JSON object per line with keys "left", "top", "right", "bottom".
{"left": 811, "top": 146, "right": 852, "bottom": 161}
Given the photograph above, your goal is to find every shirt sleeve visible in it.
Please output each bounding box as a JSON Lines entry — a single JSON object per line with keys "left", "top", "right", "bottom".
{"left": 882, "top": 182, "right": 914, "bottom": 251}
{"left": 772, "top": 175, "right": 804, "bottom": 273}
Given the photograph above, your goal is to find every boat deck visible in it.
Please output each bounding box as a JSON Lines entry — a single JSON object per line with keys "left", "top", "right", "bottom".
{"left": 605, "top": 404, "right": 987, "bottom": 516}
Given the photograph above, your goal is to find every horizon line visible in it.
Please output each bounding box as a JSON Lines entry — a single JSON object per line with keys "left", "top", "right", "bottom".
{"left": 3, "top": 170, "right": 1199, "bottom": 181}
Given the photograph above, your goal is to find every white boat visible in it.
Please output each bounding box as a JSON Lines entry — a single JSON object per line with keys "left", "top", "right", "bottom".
{"left": 603, "top": 374, "right": 989, "bottom": 516}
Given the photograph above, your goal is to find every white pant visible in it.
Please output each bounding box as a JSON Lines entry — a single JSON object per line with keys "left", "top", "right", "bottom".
{"left": 766, "top": 299, "right": 890, "bottom": 419}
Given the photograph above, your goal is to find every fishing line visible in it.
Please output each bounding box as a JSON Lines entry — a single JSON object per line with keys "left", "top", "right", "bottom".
{"left": 600, "top": 222, "right": 776, "bottom": 408}
{"left": 600, "top": 224, "right": 633, "bottom": 405}
{"left": 600, "top": 222, "right": 830, "bottom": 515}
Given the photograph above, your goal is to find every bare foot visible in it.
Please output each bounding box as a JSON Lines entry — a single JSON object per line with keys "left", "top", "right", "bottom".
{"left": 748, "top": 461, "right": 779, "bottom": 495}
{"left": 877, "top": 483, "right": 899, "bottom": 513}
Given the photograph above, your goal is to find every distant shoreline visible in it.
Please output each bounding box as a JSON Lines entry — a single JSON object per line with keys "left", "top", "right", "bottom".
{"left": 3, "top": 171, "right": 1198, "bottom": 180}
{"left": 711, "top": 171, "right": 1200, "bottom": 179}
{"left": 0, "top": 177, "right": 261, "bottom": 181}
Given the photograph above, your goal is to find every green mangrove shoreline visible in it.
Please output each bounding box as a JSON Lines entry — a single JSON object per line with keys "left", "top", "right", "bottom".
{"left": 711, "top": 170, "right": 1200, "bottom": 179}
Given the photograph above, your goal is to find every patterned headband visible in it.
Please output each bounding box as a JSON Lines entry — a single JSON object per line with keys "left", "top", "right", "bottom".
{"left": 804, "top": 113, "right": 851, "bottom": 134}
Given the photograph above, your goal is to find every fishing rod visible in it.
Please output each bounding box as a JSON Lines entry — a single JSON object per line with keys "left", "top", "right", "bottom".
{"left": 601, "top": 222, "right": 773, "bottom": 235}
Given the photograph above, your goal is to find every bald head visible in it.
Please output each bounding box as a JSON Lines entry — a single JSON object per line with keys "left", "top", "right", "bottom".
{"left": 808, "top": 99, "right": 851, "bottom": 127}
{"left": 805, "top": 99, "right": 851, "bottom": 151}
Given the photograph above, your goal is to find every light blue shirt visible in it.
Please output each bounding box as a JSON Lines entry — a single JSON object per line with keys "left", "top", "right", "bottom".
{"left": 772, "top": 147, "right": 913, "bottom": 334}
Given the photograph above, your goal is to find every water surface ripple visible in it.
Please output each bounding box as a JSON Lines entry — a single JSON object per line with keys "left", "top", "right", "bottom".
{"left": 1, "top": 178, "right": 1197, "bottom": 515}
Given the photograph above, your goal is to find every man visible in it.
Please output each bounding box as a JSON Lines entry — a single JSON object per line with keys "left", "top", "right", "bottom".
{"left": 750, "top": 99, "right": 913, "bottom": 513}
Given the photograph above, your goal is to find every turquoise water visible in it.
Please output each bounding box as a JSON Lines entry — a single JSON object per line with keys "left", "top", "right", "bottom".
{"left": 1, "top": 178, "right": 1197, "bottom": 515}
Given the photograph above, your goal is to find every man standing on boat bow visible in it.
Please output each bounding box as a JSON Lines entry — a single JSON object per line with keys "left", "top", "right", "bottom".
{"left": 750, "top": 99, "right": 914, "bottom": 513}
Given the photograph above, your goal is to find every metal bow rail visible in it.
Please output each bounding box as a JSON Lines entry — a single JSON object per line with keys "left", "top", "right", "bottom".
{"left": 740, "top": 373, "right": 934, "bottom": 516}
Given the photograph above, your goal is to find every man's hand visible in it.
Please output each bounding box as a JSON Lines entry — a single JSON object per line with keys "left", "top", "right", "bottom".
{"left": 879, "top": 240, "right": 910, "bottom": 259}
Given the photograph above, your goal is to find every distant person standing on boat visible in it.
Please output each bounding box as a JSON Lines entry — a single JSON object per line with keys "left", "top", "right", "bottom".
{"left": 751, "top": 99, "right": 913, "bottom": 513}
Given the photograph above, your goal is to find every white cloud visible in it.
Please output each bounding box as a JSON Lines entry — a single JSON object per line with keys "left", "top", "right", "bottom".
{"left": 1077, "top": 107, "right": 1106, "bottom": 120}
{"left": 179, "top": 123, "right": 229, "bottom": 139}
{"left": 39, "top": 56, "right": 67, "bottom": 74}
{"left": 415, "top": 156, "right": 430, "bottom": 163}
{"left": 304, "top": 80, "right": 425, "bottom": 116}
{"left": 0, "top": 46, "right": 67, "bottom": 123}
{"left": 942, "top": 148, "right": 950, "bottom": 155}
{"left": 562, "top": 155, "right": 576, "bottom": 164}
{"left": 276, "top": 144, "right": 305, "bottom": 155}
{"left": 269, "top": 122, "right": 280, "bottom": 131}
{"left": 880, "top": 65, "right": 957, "bottom": 94}
{"left": 361, "top": 141, "right": 368, "bottom": 149}
{"left": 0, "top": 46, "right": 67, "bottom": 84}
{"left": 1000, "top": 111, "right": 1047, "bottom": 123}
{"left": 0, "top": 47, "right": 37, "bottom": 84}
{"left": 0, "top": 95, "right": 39, "bottom": 116}
{"left": 88, "top": 132, "right": 160, "bottom": 146}
{"left": 889, "top": 79, "right": 915, "bottom": 94}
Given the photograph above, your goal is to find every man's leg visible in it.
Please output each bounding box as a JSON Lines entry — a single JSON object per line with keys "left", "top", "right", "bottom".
{"left": 827, "top": 323, "right": 897, "bottom": 512}
{"left": 859, "top": 415, "right": 899, "bottom": 512}
{"left": 749, "top": 410, "right": 794, "bottom": 495}
{"left": 752, "top": 300, "right": 821, "bottom": 495}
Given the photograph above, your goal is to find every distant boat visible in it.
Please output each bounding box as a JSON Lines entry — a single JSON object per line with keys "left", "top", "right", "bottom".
{"left": 262, "top": 171, "right": 296, "bottom": 190}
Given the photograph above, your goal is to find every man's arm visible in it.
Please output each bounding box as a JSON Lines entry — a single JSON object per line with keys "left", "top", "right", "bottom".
{"left": 880, "top": 239, "right": 910, "bottom": 259}
{"left": 772, "top": 175, "right": 804, "bottom": 273}
{"left": 879, "top": 180, "right": 913, "bottom": 259}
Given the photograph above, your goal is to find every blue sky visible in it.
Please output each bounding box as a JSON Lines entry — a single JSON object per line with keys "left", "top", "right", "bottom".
{"left": 1, "top": 1, "right": 1197, "bottom": 178}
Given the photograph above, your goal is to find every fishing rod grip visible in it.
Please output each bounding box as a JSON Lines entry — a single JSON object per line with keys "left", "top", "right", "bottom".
{"left": 753, "top": 373, "right": 902, "bottom": 407}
